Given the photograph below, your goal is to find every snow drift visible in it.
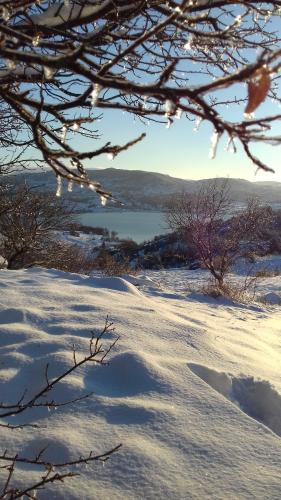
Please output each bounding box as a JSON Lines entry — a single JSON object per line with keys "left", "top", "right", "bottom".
{"left": 0, "top": 267, "right": 281, "bottom": 499}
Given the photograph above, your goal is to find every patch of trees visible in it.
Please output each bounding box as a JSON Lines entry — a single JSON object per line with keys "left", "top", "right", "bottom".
{"left": 0, "top": 184, "right": 74, "bottom": 269}
{"left": 0, "top": 184, "right": 130, "bottom": 274}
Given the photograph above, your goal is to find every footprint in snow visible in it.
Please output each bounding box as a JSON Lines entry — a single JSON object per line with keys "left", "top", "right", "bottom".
{"left": 188, "top": 362, "right": 281, "bottom": 438}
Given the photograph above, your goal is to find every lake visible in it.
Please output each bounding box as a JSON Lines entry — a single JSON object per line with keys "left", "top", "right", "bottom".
{"left": 79, "top": 211, "right": 168, "bottom": 243}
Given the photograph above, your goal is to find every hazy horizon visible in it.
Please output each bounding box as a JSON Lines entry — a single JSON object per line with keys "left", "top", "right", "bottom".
{"left": 16, "top": 165, "right": 281, "bottom": 184}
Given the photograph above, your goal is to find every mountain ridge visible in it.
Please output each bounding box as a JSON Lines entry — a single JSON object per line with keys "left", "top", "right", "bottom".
{"left": 12, "top": 168, "right": 281, "bottom": 209}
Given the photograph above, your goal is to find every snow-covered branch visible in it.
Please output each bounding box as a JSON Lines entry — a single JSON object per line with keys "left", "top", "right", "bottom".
{"left": 0, "top": 0, "right": 281, "bottom": 189}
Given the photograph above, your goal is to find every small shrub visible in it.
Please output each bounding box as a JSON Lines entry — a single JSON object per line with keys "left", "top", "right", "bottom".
{"left": 94, "top": 250, "right": 137, "bottom": 276}
{"left": 118, "top": 239, "right": 139, "bottom": 252}
{"left": 202, "top": 275, "right": 258, "bottom": 302}
{"left": 201, "top": 280, "right": 223, "bottom": 298}
{"left": 27, "top": 240, "right": 97, "bottom": 274}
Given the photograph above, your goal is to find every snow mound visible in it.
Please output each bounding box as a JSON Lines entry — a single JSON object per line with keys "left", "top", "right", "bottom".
{"left": 123, "top": 274, "right": 158, "bottom": 286}
{"left": 259, "top": 292, "right": 281, "bottom": 305}
{"left": 188, "top": 363, "right": 232, "bottom": 398}
{"left": 98, "top": 403, "right": 155, "bottom": 426}
{"left": 21, "top": 268, "right": 143, "bottom": 296}
{"left": 0, "top": 307, "right": 25, "bottom": 324}
{"left": 188, "top": 363, "right": 281, "bottom": 437}
{"left": 22, "top": 438, "right": 71, "bottom": 463}
{"left": 1, "top": 351, "right": 83, "bottom": 407}
{"left": 89, "top": 276, "right": 144, "bottom": 295}
{"left": 85, "top": 351, "right": 168, "bottom": 397}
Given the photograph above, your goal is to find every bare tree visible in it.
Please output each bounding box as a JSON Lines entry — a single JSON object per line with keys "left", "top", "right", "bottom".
{"left": 166, "top": 179, "right": 273, "bottom": 288}
{"left": 0, "top": 2, "right": 280, "bottom": 197}
{"left": 0, "top": 184, "right": 75, "bottom": 269}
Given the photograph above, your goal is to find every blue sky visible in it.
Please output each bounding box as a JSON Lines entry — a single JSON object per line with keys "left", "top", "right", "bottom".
{"left": 84, "top": 102, "right": 281, "bottom": 183}
{"left": 79, "top": 12, "right": 281, "bottom": 184}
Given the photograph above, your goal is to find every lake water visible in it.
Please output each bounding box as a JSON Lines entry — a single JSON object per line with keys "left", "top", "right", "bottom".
{"left": 79, "top": 211, "right": 168, "bottom": 243}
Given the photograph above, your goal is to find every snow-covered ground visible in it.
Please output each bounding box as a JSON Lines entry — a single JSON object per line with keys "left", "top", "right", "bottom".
{"left": 56, "top": 230, "right": 104, "bottom": 251}
{"left": 55, "top": 229, "right": 121, "bottom": 258}
{"left": 0, "top": 266, "right": 281, "bottom": 498}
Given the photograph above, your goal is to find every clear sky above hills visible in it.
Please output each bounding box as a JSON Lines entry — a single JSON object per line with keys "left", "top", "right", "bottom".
{"left": 78, "top": 11, "right": 281, "bottom": 184}
{"left": 85, "top": 99, "right": 281, "bottom": 183}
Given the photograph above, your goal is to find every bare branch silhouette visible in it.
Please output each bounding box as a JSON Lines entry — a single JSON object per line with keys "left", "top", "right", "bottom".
{"left": 0, "top": 1, "right": 280, "bottom": 196}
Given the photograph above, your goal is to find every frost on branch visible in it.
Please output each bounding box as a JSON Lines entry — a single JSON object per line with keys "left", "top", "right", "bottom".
{"left": 165, "top": 100, "right": 176, "bottom": 117}
{"left": 56, "top": 175, "right": 62, "bottom": 197}
{"left": 225, "top": 136, "right": 236, "bottom": 154}
{"left": 209, "top": 129, "right": 220, "bottom": 160}
{"left": 193, "top": 117, "right": 202, "bottom": 132}
{"left": 43, "top": 65, "right": 56, "bottom": 80}
{"left": 91, "top": 84, "right": 101, "bottom": 107}
{"left": 100, "top": 195, "right": 108, "bottom": 207}
{"left": 60, "top": 126, "right": 67, "bottom": 144}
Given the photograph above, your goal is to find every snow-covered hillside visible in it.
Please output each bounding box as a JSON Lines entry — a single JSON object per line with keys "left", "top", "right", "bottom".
{"left": 13, "top": 169, "right": 281, "bottom": 211}
{"left": 0, "top": 267, "right": 281, "bottom": 498}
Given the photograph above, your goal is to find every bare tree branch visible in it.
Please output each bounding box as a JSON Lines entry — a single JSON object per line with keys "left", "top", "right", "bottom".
{"left": 0, "top": 317, "right": 122, "bottom": 499}
{"left": 0, "top": 0, "right": 280, "bottom": 195}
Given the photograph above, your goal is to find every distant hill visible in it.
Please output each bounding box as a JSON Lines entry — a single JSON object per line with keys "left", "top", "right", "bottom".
{"left": 11, "top": 168, "right": 281, "bottom": 210}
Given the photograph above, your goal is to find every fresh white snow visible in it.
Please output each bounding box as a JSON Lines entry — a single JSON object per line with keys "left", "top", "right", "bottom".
{"left": 0, "top": 266, "right": 281, "bottom": 498}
